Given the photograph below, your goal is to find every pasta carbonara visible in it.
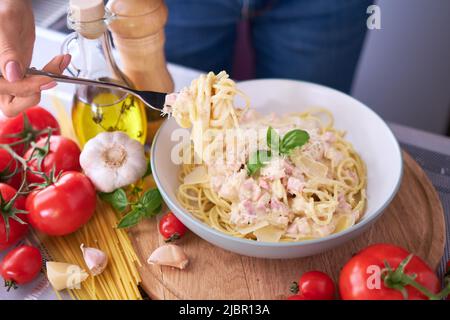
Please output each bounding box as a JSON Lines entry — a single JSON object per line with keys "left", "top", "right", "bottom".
{"left": 164, "top": 71, "right": 366, "bottom": 242}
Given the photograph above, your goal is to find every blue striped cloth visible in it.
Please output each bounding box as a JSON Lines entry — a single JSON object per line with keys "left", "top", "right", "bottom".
{"left": 401, "top": 143, "right": 450, "bottom": 279}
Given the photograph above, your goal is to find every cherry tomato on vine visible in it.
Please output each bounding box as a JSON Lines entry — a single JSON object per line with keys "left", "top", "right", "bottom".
{"left": 0, "top": 245, "right": 42, "bottom": 290}
{"left": 26, "top": 172, "right": 96, "bottom": 236}
{"left": 290, "top": 270, "right": 335, "bottom": 300}
{"left": 0, "top": 184, "right": 28, "bottom": 251}
{"left": 339, "top": 243, "right": 440, "bottom": 300}
{"left": 0, "top": 149, "right": 22, "bottom": 189}
{"left": 159, "top": 212, "right": 187, "bottom": 241}
{"left": 0, "top": 106, "right": 60, "bottom": 155}
{"left": 24, "top": 136, "right": 81, "bottom": 184}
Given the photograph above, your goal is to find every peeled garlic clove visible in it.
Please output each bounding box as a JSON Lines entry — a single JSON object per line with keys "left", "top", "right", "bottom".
{"left": 80, "top": 244, "right": 108, "bottom": 276}
{"left": 46, "top": 261, "right": 89, "bottom": 291}
{"left": 147, "top": 244, "right": 189, "bottom": 269}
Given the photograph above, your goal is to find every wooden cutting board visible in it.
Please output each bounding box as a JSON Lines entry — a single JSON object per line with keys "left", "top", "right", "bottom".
{"left": 129, "top": 151, "right": 446, "bottom": 300}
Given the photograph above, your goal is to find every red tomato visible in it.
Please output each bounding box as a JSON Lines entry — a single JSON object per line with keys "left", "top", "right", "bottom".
{"left": 287, "top": 294, "right": 307, "bottom": 300}
{"left": 0, "top": 149, "right": 22, "bottom": 189}
{"left": 0, "top": 106, "right": 60, "bottom": 155}
{"left": 0, "top": 184, "right": 28, "bottom": 251}
{"left": 24, "top": 136, "right": 81, "bottom": 184}
{"left": 339, "top": 243, "right": 440, "bottom": 300}
{"left": 159, "top": 212, "right": 187, "bottom": 241}
{"left": 26, "top": 172, "right": 96, "bottom": 236}
{"left": 0, "top": 245, "right": 42, "bottom": 288}
{"left": 297, "top": 271, "right": 335, "bottom": 300}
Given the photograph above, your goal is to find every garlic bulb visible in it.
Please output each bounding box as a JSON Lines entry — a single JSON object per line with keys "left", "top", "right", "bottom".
{"left": 147, "top": 244, "right": 189, "bottom": 269}
{"left": 80, "top": 131, "right": 147, "bottom": 193}
{"left": 80, "top": 244, "right": 108, "bottom": 276}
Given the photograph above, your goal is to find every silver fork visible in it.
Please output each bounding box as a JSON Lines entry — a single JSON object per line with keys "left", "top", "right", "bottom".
{"left": 1, "top": 68, "right": 169, "bottom": 111}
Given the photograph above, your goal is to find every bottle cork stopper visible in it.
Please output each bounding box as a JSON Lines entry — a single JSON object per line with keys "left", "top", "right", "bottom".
{"left": 69, "top": 0, "right": 106, "bottom": 39}
{"left": 69, "top": 0, "right": 105, "bottom": 22}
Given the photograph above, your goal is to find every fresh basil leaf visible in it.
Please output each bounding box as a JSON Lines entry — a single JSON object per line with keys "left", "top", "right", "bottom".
{"left": 100, "top": 188, "right": 128, "bottom": 212}
{"left": 143, "top": 160, "right": 152, "bottom": 178}
{"left": 140, "top": 188, "right": 163, "bottom": 214}
{"left": 247, "top": 152, "right": 262, "bottom": 176}
{"left": 280, "top": 129, "right": 310, "bottom": 154}
{"left": 117, "top": 208, "right": 144, "bottom": 228}
{"left": 116, "top": 188, "right": 163, "bottom": 228}
{"left": 267, "top": 127, "right": 281, "bottom": 153}
{"left": 247, "top": 150, "right": 272, "bottom": 176}
{"left": 99, "top": 191, "right": 114, "bottom": 203}
{"left": 143, "top": 203, "right": 162, "bottom": 218}
{"left": 258, "top": 149, "right": 272, "bottom": 163}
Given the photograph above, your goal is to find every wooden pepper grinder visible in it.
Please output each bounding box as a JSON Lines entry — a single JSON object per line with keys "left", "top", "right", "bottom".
{"left": 106, "top": 0, "right": 174, "bottom": 141}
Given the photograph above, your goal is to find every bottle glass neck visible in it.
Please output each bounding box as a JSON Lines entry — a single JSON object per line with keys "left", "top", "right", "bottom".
{"left": 75, "top": 32, "right": 123, "bottom": 82}
{"left": 71, "top": 31, "right": 129, "bottom": 106}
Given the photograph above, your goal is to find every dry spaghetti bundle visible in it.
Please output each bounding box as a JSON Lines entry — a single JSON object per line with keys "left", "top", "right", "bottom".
{"left": 37, "top": 200, "right": 142, "bottom": 300}
{"left": 39, "top": 96, "right": 143, "bottom": 300}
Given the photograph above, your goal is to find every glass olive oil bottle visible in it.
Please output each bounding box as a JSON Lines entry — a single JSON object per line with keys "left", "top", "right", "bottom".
{"left": 71, "top": 86, "right": 147, "bottom": 147}
{"left": 64, "top": 4, "right": 147, "bottom": 147}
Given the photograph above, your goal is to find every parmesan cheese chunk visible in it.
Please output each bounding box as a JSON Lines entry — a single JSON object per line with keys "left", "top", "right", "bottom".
{"left": 236, "top": 220, "right": 269, "bottom": 235}
{"left": 46, "top": 261, "right": 88, "bottom": 291}
{"left": 292, "top": 155, "right": 328, "bottom": 178}
{"left": 254, "top": 225, "right": 285, "bottom": 242}
{"left": 183, "top": 166, "right": 209, "bottom": 185}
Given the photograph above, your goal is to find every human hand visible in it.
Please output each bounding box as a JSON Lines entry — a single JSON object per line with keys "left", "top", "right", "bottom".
{"left": 0, "top": 0, "right": 71, "bottom": 117}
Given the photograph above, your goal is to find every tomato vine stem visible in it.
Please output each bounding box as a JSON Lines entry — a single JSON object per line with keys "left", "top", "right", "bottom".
{"left": 382, "top": 254, "right": 450, "bottom": 300}
{"left": 0, "top": 128, "right": 55, "bottom": 240}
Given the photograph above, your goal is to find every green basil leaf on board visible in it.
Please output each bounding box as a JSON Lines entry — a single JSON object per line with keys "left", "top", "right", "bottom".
{"left": 117, "top": 188, "right": 163, "bottom": 228}
{"left": 117, "top": 208, "right": 145, "bottom": 228}
{"left": 144, "top": 203, "right": 162, "bottom": 218}
{"left": 280, "top": 129, "right": 310, "bottom": 154}
{"left": 247, "top": 150, "right": 272, "bottom": 176}
{"left": 140, "top": 188, "right": 163, "bottom": 214}
{"left": 267, "top": 127, "right": 281, "bottom": 153}
{"left": 143, "top": 160, "right": 152, "bottom": 178}
{"left": 99, "top": 188, "right": 128, "bottom": 212}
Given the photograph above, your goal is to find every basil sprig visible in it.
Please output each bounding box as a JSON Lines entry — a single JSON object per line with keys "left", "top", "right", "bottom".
{"left": 100, "top": 188, "right": 163, "bottom": 228}
{"left": 279, "top": 129, "right": 310, "bottom": 154}
{"left": 246, "top": 127, "right": 310, "bottom": 176}
{"left": 247, "top": 150, "right": 272, "bottom": 176}
{"left": 99, "top": 188, "right": 128, "bottom": 212}
{"left": 143, "top": 160, "right": 152, "bottom": 178}
{"left": 267, "top": 126, "right": 281, "bottom": 152}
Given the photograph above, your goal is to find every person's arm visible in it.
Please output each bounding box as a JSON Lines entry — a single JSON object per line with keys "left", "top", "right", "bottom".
{"left": 0, "top": 0, "right": 70, "bottom": 117}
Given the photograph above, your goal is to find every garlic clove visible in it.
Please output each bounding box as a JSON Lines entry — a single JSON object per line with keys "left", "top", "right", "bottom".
{"left": 46, "top": 261, "right": 89, "bottom": 291}
{"left": 80, "top": 244, "right": 108, "bottom": 276}
{"left": 147, "top": 244, "right": 189, "bottom": 269}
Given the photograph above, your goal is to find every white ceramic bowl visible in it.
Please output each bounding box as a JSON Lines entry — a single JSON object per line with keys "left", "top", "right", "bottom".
{"left": 151, "top": 79, "right": 403, "bottom": 258}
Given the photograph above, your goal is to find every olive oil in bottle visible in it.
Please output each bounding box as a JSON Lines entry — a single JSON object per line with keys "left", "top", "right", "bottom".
{"left": 72, "top": 87, "right": 147, "bottom": 147}
{"left": 64, "top": 1, "right": 147, "bottom": 147}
